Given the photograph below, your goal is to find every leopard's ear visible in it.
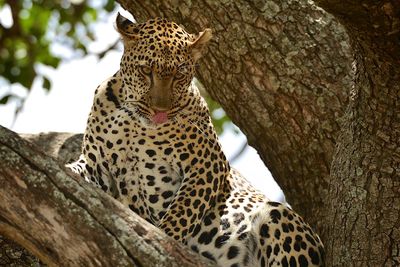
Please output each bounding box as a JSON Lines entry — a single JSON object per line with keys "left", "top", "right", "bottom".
{"left": 116, "top": 12, "right": 140, "bottom": 39}
{"left": 190, "top": 28, "right": 212, "bottom": 61}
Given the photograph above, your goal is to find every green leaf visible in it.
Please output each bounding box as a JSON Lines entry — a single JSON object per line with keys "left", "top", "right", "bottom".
{"left": 84, "top": 7, "right": 98, "bottom": 22}
{"left": 104, "top": 0, "right": 116, "bottom": 12}
{"left": 0, "top": 94, "right": 11, "bottom": 104}
{"left": 17, "top": 64, "right": 36, "bottom": 89}
{"left": 42, "top": 76, "right": 51, "bottom": 91}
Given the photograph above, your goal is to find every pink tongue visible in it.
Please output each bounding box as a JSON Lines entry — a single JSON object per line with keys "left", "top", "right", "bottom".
{"left": 152, "top": 112, "right": 168, "bottom": 124}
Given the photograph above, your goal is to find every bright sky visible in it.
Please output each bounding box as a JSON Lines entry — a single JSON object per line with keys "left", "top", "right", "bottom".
{"left": 0, "top": 7, "right": 284, "bottom": 202}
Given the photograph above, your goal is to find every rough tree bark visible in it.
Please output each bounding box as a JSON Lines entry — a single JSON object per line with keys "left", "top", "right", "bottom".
{"left": 117, "top": 0, "right": 352, "bottom": 236}
{"left": 118, "top": 0, "right": 400, "bottom": 265}
{"left": 314, "top": 1, "right": 400, "bottom": 265}
{"left": 0, "top": 127, "right": 214, "bottom": 267}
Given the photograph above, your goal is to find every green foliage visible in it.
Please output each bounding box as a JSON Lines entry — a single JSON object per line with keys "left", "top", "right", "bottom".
{"left": 0, "top": 0, "right": 116, "bottom": 104}
{"left": 205, "top": 96, "right": 231, "bottom": 135}
{"left": 192, "top": 78, "right": 232, "bottom": 135}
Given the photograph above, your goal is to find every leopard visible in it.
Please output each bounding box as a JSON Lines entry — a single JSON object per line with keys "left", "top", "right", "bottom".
{"left": 68, "top": 13, "right": 325, "bottom": 267}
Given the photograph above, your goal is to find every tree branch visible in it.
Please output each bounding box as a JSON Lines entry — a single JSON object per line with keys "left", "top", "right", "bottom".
{"left": 0, "top": 126, "right": 215, "bottom": 267}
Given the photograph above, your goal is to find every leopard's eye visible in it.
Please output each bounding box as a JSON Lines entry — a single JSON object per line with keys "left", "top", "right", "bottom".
{"left": 140, "top": 65, "right": 152, "bottom": 75}
{"left": 175, "top": 65, "right": 191, "bottom": 79}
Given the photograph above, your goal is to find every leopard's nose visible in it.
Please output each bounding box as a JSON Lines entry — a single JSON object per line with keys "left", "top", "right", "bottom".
{"left": 149, "top": 75, "right": 173, "bottom": 112}
{"left": 150, "top": 95, "right": 172, "bottom": 112}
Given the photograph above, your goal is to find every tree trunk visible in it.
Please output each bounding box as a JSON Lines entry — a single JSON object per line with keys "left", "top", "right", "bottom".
{"left": 0, "top": 126, "right": 214, "bottom": 267}
{"left": 118, "top": 0, "right": 400, "bottom": 265}
{"left": 117, "top": 0, "right": 352, "bottom": 237}
{"left": 313, "top": 1, "right": 400, "bottom": 265}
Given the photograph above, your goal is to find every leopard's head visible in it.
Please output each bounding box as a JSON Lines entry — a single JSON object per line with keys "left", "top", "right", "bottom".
{"left": 116, "top": 13, "right": 212, "bottom": 125}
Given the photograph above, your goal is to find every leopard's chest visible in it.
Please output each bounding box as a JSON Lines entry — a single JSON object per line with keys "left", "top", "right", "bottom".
{"left": 97, "top": 120, "right": 184, "bottom": 225}
{"left": 119, "top": 155, "right": 182, "bottom": 224}
{"left": 89, "top": 105, "right": 210, "bottom": 224}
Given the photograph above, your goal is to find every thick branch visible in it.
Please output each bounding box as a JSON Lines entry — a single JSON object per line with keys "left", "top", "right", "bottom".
{"left": 0, "top": 126, "right": 214, "bottom": 267}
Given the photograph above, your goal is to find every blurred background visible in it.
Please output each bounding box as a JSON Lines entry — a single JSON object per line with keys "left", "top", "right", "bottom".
{"left": 0, "top": 0, "right": 284, "bottom": 202}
